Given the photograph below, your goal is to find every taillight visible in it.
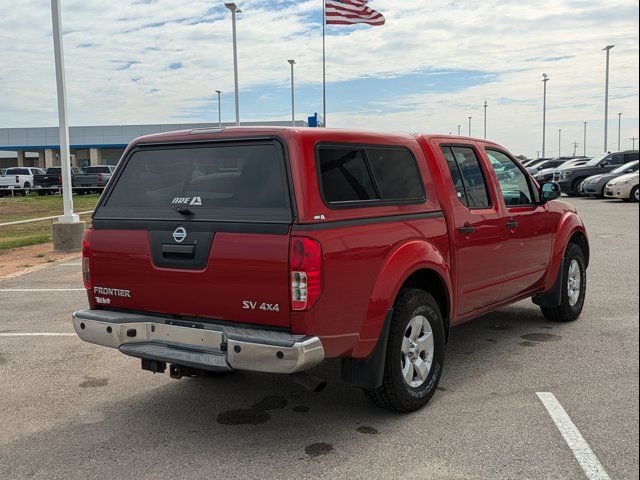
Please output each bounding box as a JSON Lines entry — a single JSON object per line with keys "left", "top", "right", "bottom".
{"left": 289, "top": 237, "right": 322, "bottom": 311}
{"left": 57, "top": 175, "right": 62, "bottom": 184}
{"left": 98, "top": 173, "right": 104, "bottom": 182}
{"left": 82, "top": 229, "right": 92, "bottom": 290}
{"left": 15, "top": 175, "right": 19, "bottom": 183}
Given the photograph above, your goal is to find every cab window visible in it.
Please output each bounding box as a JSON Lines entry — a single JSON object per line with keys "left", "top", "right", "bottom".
{"left": 486, "top": 149, "right": 534, "bottom": 206}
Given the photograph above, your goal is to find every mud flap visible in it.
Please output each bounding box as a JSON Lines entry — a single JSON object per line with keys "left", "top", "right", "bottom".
{"left": 532, "top": 261, "right": 564, "bottom": 307}
{"left": 340, "top": 310, "right": 393, "bottom": 389}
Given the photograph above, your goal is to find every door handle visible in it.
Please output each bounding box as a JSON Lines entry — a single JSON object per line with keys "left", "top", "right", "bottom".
{"left": 506, "top": 221, "right": 519, "bottom": 230}
{"left": 458, "top": 225, "right": 476, "bottom": 235}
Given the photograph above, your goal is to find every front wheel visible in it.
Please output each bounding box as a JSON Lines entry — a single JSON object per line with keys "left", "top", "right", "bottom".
{"left": 630, "top": 186, "right": 639, "bottom": 203}
{"left": 364, "top": 289, "right": 445, "bottom": 412}
{"left": 540, "top": 243, "right": 587, "bottom": 322}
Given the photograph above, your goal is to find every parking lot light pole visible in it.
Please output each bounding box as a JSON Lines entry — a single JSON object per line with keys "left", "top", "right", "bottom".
{"left": 583, "top": 122, "right": 588, "bottom": 157}
{"left": 215, "top": 90, "right": 222, "bottom": 127}
{"left": 542, "top": 73, "right": 549, "bottom": 158}
{"left": 617, "top": 113, "right": 622, "bottom": 151}
{"left": 457, "top": 125, "right": 461, "bottom": 135}
{"left": 483, "top": 101, "right": 488, "bottom": 139}
{"left": 631, "top": 137, "right": 638, "bottom": 150}
{"left": 288, "top": 59, "right": 296, "bottom": 127}
{"left": 468, "top": 116, "right": 472, "bottom": 136}
{"left": 603, "top": 45, "right": 615, "bottom": 152}
{"left": 225, "top": 3, "right": 241, "bottom": 126}
{"left": 49, "top": 0, "right": 84, "bottom": 252}
{"left": 559, "top": 129, "right": 564, "bottom": 156}
{"left": 50, "top": 0, "right": 77, "bottom": 225}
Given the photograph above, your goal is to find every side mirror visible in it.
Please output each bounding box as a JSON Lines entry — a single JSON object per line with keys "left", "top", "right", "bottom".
{"left": 540, "top": 182, "right": 561, "bottom": 203}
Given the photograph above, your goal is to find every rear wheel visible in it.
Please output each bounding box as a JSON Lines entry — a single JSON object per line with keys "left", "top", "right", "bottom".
{"left": 364, "top": 289, "right": 445, "bottom": 412}
{"left": 21, "top": 182, "right": 31, "bottom": 196}
{"left": 541, "top": 243, "right": 587, "bottom": 322}
{"left": 630, "top": 186, "right": 639, "bottom": 203}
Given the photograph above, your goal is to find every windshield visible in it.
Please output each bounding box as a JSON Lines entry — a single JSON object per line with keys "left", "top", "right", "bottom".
{"left": 612, "top": 161, "right": 639, "bottom": 174}
{"left": 585, "top": 153, "right": 609, "bottom": 167}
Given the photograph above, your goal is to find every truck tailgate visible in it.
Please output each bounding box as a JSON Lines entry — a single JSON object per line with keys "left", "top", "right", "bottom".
{"left": 86, "top": 139, "right": 294, "bottom": 329}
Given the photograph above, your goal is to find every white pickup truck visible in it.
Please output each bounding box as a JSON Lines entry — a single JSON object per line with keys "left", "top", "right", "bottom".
{"left": 0, "top": 167, "right": 45, "bottom": 196}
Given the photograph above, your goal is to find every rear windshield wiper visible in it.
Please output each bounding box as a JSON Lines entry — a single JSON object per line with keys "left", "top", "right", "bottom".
{"left": 175, "top": 207, "right": 195, "bottom": 216}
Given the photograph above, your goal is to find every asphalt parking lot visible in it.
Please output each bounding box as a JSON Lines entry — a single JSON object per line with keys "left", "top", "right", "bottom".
{"left": 0, "top": 196, "right": 638, "bottom": 480}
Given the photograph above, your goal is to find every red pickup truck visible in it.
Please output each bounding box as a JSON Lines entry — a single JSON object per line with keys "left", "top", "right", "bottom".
{"left": 74, "top": 127, "right": 589, "bottom": 412}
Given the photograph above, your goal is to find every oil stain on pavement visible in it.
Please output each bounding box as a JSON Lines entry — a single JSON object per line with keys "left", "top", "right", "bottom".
{"left": 356, "top": 426, "right": 379, "bottom": 435}
{"left": 217, "top": 409, "right": 271, "bottom": 426}
{"left": 217, "top": 395, "right": 288, "bottom": 425}
{"left": 305, "top": 442, "right": 333, "bottom": 457}
{"left": 520, "top": 333, "right": 562, "bottom": 342}
{"left": 292, "top": 406, "right": 310, "bottom": 413}
{"left": 251, "top": 395, "right": 287, "bottom": 411}
{"left": 79, "top": 376, "right": 109, "bottom": 388}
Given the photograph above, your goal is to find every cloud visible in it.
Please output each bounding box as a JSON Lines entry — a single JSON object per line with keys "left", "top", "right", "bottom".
{"left": 0, "top": 0, "right": 638, "bottom": 156}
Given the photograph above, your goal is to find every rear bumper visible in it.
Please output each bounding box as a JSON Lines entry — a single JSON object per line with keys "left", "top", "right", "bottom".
{"left": 73, "top": 309, "right": 324, "bottom": 374}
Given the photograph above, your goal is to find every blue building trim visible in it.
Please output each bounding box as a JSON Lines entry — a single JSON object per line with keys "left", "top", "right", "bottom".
{"left": 0, "top": 144, "right": 128, "bottom": 151}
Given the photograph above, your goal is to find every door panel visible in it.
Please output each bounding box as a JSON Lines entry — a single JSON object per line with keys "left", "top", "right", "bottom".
{"left": 438, "top": 145, "right": 506, "bottom": 315}
{"left": 485, "top": 149, "right": 554, "bottom": 299}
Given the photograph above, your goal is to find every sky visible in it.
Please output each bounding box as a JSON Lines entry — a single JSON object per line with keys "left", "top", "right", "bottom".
{"left": 0, "top": 0, "right": 638, "bottom": 157}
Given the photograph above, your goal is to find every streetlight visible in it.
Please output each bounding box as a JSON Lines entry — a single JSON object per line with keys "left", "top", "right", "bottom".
{"left": 288, "top": 59, "right": 296, "bottom": 127}
{"left": 215, "top": 90, "right": 222, "bottom": 128}
{"left": 542, "top": 73, "right": 549, "bottom": 158}
{"left": 583, "top": 122, "right": 588, "bottom": 157}
{"left": 617, "top": 112, "right": 623, "bottom": 151}
{"left": 468, "top": 116, "right": 472, "bottom": 136}
{"left": 630, "top": 137, "right": 638, "bottom": 150}
{"left": 225, "top": 3, "right": 242, "bottom": 126}
{"left": 558, "top": 129, "right": 564, "bottom": 157}
{"left": 603, "top": 45, "right": 615, "bottom": 152}
{"left": 483, "top": 101, "right": 488, "bottom": 139}
{"left": 457, "top": 125, "right": 461, "bottom": 135}
{"left": 50, "top": 0, "right": 78, "bottom": 226}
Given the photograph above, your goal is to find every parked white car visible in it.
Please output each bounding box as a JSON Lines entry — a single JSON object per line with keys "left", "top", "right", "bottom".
{"left": 0, "top": 167, "right": 45, "bottom": 196}
{"left": 604, "top": 172, "right": 639, "bottom": 202}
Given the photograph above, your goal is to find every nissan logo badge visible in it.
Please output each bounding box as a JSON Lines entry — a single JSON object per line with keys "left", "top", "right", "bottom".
{"left": 173, "top": 227, "right": 187, "bottom": 243}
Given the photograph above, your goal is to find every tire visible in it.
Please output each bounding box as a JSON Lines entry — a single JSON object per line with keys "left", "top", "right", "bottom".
{"left": 541, "top": 243, "right": 587, "bottom": 322}
{"left": 364, "top": 289, "right": 446, "bottom": 413}
{"left": 630, "top": 186, "right": 639, "bottom": 203}
{"left": 568, "top": 178, "right": 586, "bottom": 197}
{"left": 22, "top": 182, "right": 31, "bottom": 196}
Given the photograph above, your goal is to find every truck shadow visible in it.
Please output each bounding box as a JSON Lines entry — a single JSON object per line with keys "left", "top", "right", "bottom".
{"left": 1, "top": 302, "right": 570, "bottom": 476}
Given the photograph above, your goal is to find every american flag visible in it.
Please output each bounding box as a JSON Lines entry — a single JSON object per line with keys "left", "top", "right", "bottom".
{"left": 325, "top": 0, "right": 386, "bottom": 26}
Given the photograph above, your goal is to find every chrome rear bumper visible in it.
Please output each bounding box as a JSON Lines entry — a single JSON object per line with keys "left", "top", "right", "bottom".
{"left": 73, "top": 309, "right": 324, "bottom": 374}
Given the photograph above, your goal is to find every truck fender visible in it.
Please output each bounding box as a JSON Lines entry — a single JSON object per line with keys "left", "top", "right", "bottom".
{"left": 533, "top": 212, "right": 589, "bottom": 307}
{"left": 341, "top": 239, "right": 451, "bottom": 388}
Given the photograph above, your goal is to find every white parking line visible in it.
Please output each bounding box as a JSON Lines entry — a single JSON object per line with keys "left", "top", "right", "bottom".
{"left": 0, "top": 333, "right": 76, "bottom": 337}
{"left": 536, "top": 392, "right": 611, "bottom": 480}
{"left": 0, "top": 288, "right": 85, "bottom": 292}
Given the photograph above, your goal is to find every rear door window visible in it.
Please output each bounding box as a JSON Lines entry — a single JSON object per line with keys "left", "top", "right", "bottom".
{"left": 317, "top": 145, "right": 424, "bottom": 206}
{"left": 441, "top": 146, "right": 491, "bottom": 209}
{"left": 98, "top": 141, "right": 292, "bottom": 223}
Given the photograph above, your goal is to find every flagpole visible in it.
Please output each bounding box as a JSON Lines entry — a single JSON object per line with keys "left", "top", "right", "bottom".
{"left": 322, "top": 0, "right": 327, "bottom": 127}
